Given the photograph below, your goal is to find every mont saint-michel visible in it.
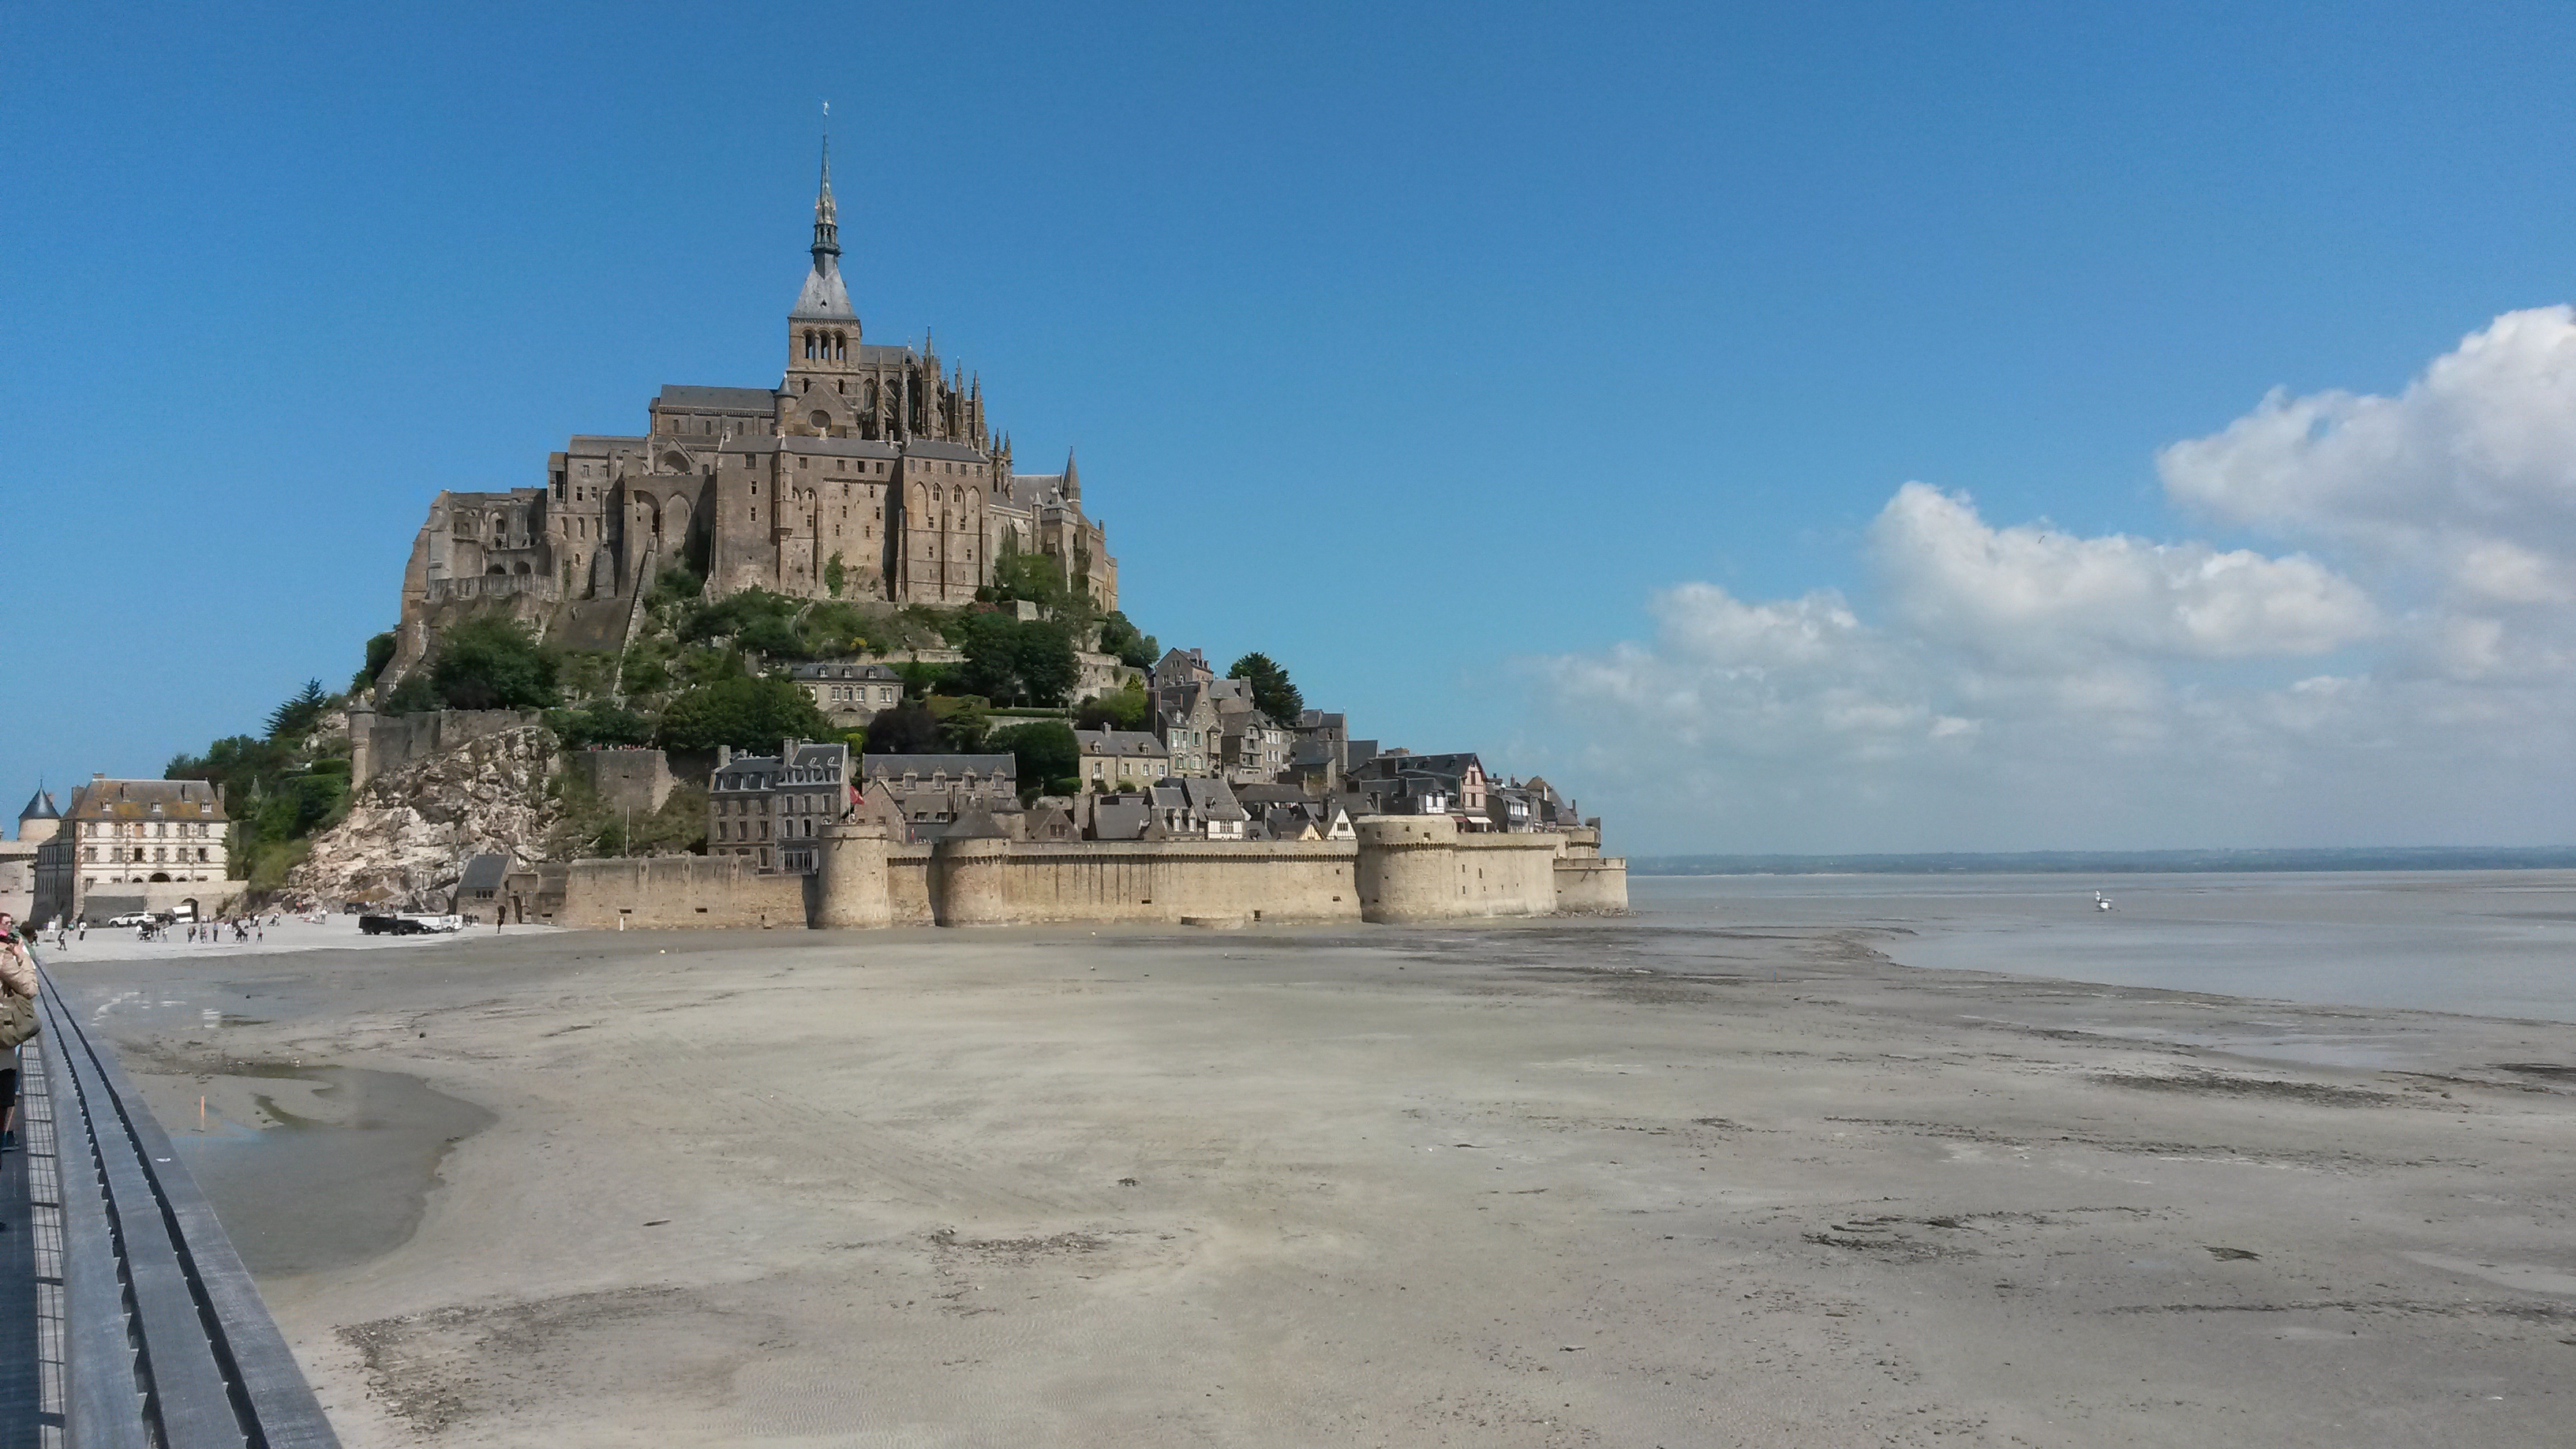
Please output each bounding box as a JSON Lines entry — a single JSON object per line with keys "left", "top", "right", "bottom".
{"left": 13, "top": 149, "right": 1623, "bottom": 934}
{"left": 391, "top": 147, "right": 1116, "bottom": 678}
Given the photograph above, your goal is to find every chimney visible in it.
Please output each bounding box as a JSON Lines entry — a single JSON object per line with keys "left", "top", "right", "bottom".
{"left": 717, "top": 745, "right": 732, "bottom": 768}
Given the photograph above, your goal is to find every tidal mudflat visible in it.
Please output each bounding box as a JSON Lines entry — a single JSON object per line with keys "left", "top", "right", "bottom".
{"left": 43, "top": 908, "right": 2576, "bottom": 1447}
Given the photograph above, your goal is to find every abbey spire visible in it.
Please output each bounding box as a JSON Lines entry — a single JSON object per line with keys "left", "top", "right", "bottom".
{"left": 791, "top": 131, "right": 855, "bottom": 322}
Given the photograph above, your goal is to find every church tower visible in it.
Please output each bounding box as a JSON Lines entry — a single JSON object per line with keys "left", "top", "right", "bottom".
{"left": 785, "top": 137, "right": 861, "bottom": 436}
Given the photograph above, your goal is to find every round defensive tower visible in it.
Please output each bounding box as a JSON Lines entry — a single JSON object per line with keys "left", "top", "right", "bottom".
{"left": 1354, "top": 814, "right": 1458, "bottom": 924}
{"left": 814, "top": 822, "right": 893, "bottom": 928}
{"left": 930, "top": 833, "right": 1012, "bottom": 927}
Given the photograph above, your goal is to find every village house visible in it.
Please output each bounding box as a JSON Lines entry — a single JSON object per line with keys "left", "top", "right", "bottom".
{"left": 709, "top": 740, "right": 854, "bottom": 872}
{"left": 1156, "top": 686, "right": 1222, "bottom": 777}
{"left": 1348, "top": 750, "right": 1488, "bottom": 822}
{"left": 1215, "top": 694, "right": 1293, "bottom": 787}
{"left": 1073, "top": 728, "right": 1170, "bottom": 791}
{"left": 1148, "top": 778, "right": 1250, "bottom": 841}
{"left": 1285, "top": 710, "right": 1377, "bottom": 796}
{"left": 789, "top": 661, "right": 904, "bottom": 728}
{"left": 853, "top": 754, "right": 1018, "bottom": 841}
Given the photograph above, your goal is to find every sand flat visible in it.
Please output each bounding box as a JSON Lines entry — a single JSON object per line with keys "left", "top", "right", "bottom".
{"left": 48, "top": 919, "right": 2576, "bottom": 1447}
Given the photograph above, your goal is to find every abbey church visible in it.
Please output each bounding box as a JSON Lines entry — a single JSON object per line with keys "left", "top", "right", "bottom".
{"left": 391, "top": 148, "right": 1116, "bottom": 668}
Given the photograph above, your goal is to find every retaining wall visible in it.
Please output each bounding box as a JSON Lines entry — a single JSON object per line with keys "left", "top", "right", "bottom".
{"left": 349, "top": 708, "right": 545, "bottom": 786}
{"left": 555, "top": 856, "right": 806, "bottom": 929}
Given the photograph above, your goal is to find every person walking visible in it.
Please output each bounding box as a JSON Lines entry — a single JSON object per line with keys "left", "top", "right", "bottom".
{"left": 0, "top": 912, "right": 39, "bottom": 1171}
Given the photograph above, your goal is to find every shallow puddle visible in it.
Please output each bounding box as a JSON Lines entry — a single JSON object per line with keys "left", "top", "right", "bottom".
{"left": 150, "top": 1062, "right": 495, "bottom": 1276}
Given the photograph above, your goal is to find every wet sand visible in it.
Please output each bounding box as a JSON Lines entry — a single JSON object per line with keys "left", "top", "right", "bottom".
{"left": 43, "top": 917, "right": 2576, "bottom": 1447}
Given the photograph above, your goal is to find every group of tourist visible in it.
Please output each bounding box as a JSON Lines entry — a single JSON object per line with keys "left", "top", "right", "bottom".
{"left": 180, "top": 915, "right": 269, "bottom": 945}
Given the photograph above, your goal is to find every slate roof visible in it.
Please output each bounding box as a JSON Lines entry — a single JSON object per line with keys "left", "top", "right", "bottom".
{"left": 792, "top": 260, "right": 855, "bottom": 320}
{"left": 458, "top": 853, "right": 511, "bottom": 893}
{"left": 904, "top": 440, "right": 987, "bottom": 463}
{"left": 859, "top": 754, "right": 1016, "bottom": 781}
{"left": 942, "top": 804, "right": 1009, "bottom": 841}
{"left": 1073, "top": 729, "right": 1167, "bottom": 758}
{"left": 19, "top": 790, "right": 58, "bottom": 821}
{"left": 656, "top": 384, "right": 777, "bottom": 412}
{"left": 1177, "top": 778, "right": 1249, "bottom": 822}
{"left": 1004, "top": 473, "right": 1076, "bottom": 510}
{"left": 790, "top": 662, "right": 903, "bottom": 682}
{"left": 1091, "top": 800, "right": 1153, "bottom": 841}
{"left": 66, "top": 779, "right": 227, "bottom": 822}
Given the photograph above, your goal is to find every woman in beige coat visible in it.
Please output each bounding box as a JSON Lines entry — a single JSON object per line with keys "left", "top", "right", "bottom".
{"left": 0, "top": 912, "right": 36, "bottom": 1163}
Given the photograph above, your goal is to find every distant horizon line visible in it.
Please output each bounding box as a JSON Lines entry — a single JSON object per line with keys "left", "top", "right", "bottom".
{"left": 1632, "top": 845, "right": 2576, "bottom": 876}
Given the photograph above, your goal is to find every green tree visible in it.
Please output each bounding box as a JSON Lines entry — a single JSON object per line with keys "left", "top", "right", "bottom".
{"left": 655, "top": 676, "right": 833, "bottom": 754}
{"left": 265, "top": 680, "right": 333, "bottom": 740}
{"left": 354, "top": 631, "right": 397, "bottom": 694}
{"left": 167, "top": 734, "right": 293, "bottom": 807}
{"left": 1014, "top": 620, "right": 1080, "bottom": 708}
{"left": 645, "top": 565, "right": 705, "bottom": 612}
{"left": 824, "top": 552, "right": 847, "bottom": 598}
{"left": 1074, "top": 679, "right": 1151, "bottom": 732}
{"left": 1098, "top": 611, "right": 1158, "bottom": 669}
{"left": 928, "top": 695, "right": 991, "bottom": 753}
{"left": 893, "top": 660, "right": 955, "bottom": 699}
{"left": 432, "top": 615, "right": 560, "bottom": 710}
{"left": 547, "top": 703, "right": 654, "bottom": 750}
{"left": 990, "top": 721, "right": 1078, "bottom": 801}
{"left": 1226, "top": 652, "right": 1303, "bottom": 725}
{"left": 956, "top": 611, "right": 1024, "bottom": 700}
{"left": 863, "top": 700, "right": 942, "bottom": 754}
{"left": 382, "top": 671, "right": 439, "bottom": 713}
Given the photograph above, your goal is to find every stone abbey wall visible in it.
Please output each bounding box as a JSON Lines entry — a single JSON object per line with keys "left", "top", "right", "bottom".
{"left": 544, "top": 822, "right": 1624, "bottom": 930}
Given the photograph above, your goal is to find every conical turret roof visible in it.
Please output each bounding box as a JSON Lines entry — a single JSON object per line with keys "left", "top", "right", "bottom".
{"left": 19, "top": 788, "right": 57, "bottom": 821}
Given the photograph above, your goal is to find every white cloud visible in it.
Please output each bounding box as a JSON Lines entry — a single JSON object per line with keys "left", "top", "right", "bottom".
{"left": 2159, "top": 306, "right": 2576, "bottom": 607}
{"left": 1529, "top": 314, "right": 2576, "bottom": 853}
{"left": 1871, "top": 481, "right": 2376, "bottom": 665}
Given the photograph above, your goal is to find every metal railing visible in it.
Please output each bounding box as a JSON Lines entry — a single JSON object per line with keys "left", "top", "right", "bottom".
{"left": 28, "top": 964, "right": 340, "bottom": 1448}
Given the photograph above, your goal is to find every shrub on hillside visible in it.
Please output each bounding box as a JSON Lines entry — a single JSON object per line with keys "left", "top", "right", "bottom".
{"left": 655, "top": 676, "right": 833, "bottom": 754}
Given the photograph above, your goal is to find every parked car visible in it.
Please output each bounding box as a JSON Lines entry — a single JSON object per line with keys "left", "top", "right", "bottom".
{"left": 103, "top": 912, "right": 154, "bottom": 928}
{"left": 357, "top": 912, "right": 465, "bottom": 936}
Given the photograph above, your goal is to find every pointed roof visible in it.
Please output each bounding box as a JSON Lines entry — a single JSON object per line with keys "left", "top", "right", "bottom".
{"left": 19, "top": 788, "right": 57, "bottom": 821}
{"left": 792, "top": 139, "right": 856, "bottom": 321}
{"left": 1061, "top": 447, "right": 1080, "bottom": 497}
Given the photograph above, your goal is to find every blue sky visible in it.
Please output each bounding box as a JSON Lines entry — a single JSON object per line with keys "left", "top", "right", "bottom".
{"left": 9, "top": 2, "right": 2576, "bottom": 852}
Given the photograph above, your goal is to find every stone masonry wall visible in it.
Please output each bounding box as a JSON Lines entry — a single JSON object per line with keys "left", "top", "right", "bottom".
{"left": 991, "top": 840, "right": 1363, "bottom": 925}
{"left": 543, "top": 822, "right": 1615, "bottom": 929}
{"left": 556, "top": 856, "right": 807, "bottom": 929}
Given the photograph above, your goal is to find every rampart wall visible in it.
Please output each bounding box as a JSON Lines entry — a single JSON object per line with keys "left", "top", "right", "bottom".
{"left": 530, "top": 820, "right": 1624, "bottom": 930}
{"left": 982, "top": 840, "right": 1362, "bottom": 925}
{"left": 552, "top": 856, "right": 806, "bottom": 929}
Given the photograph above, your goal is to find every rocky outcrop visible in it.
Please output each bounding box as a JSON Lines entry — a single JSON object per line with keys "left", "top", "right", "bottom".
{"left": 286, "top": 725, "right": 565, "bottom": 908}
